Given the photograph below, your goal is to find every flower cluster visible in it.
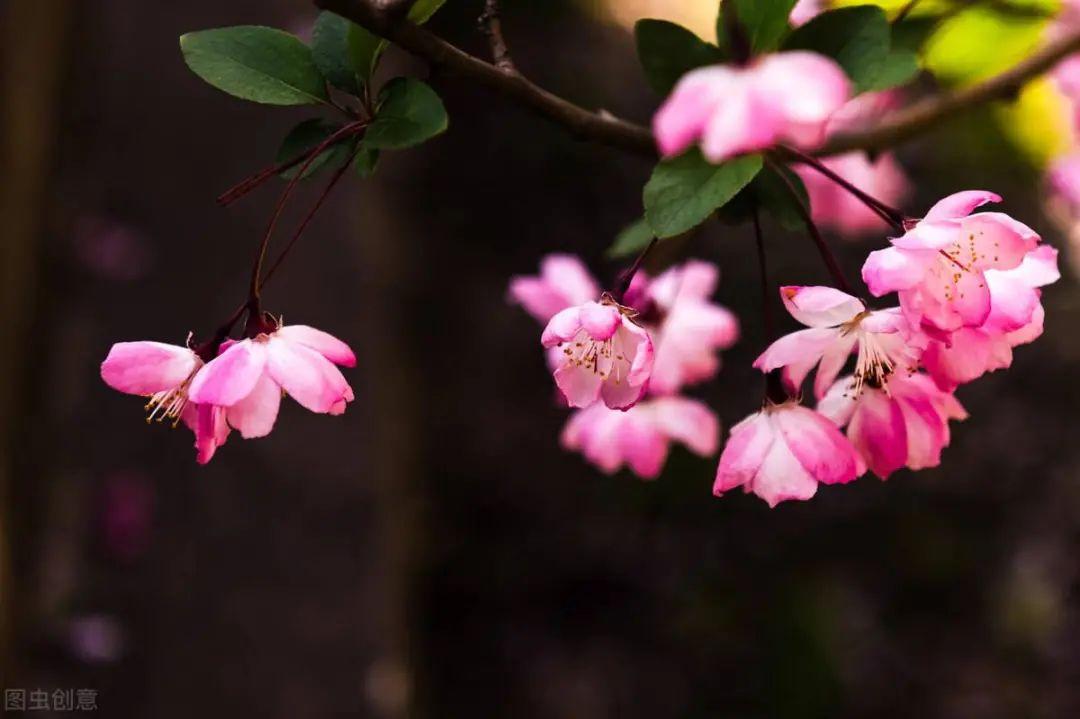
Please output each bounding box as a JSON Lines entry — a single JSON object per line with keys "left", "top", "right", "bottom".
{"left": 718, "top": 191, "right": 1058, "bottom": 506}
{"left": 101, "top": 321, "right": 355, "bottom": 464}
{"left": 510, "top": 255, "right": 738, "bottom": 479}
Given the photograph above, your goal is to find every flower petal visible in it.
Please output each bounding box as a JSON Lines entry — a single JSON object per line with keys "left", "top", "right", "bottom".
{"left": 714, "top": 412, "right": 774, "bottom": 495}
{"left": 554, "top": 364, "right": 603, "bottom": 409}
{"left": 275, "top": 325, "right": 356, "bottom": 367}
{"left": 848, "top": 390, "right": 907, "bottom": 479}
{"left": 225, "top": 372, "right": 282, "bottom": 439}
{"left": 101, "top": 342, "right": 198, "bottom": 395}
{"left": 923, "top": 190, "right": 1001, "bottom": 221}
{"left": 773, "top": 405, "right": 859, "bottom": 485}
{"left": 862, "top": 247, "right": 934, "bottom": 296}
{"left": 265, "top": 337, "right": 349, "bottom": 413}
{"left": 580, "top": 302, "right": 621, "bottom": 339}
{"left": 540, "top": 306, "right": 582, "bottom": 347}
{"left": 188, "top": 340, "right": 267, "bottom": 407}
{"left": 780, "top": 285, "right": 864, "bottom": 327}
{"left": 651, "top": 397, "right": 719, "bottom": 456}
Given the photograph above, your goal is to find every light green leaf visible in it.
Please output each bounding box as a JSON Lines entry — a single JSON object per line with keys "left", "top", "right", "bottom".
{"left": 865, "top": 49, "right": 920, "bottom": 91}
{"left": 276, "top": 119, "right": 358, "bottom": 179}
{"left": 607, "top": 218, "right": 656, "bottom": 258}
{"left": 644, "top": 151, "right": 763, "bottom": 238}
{"left": 635, "top": 20, "right": 724, "bottom": 95}
{"left": 718, "top": 0, "right": 798, "bottom": 55}
{"left": 348, "top": 24, "right": 387, "bottom": 87}
{"left": 354, "top": 141, "right": 381, "bottom": 178}
{"left": 408, "top": 0, "right": 447, "bottom": 24}
{"left": 365, "top": 77, "right": 448, "bottom": 150}
{"left": 180, "top": 26, "right": 328, "bottom": 105}
{"left": 783, "top": 6, "right": 891, "bottom": 94}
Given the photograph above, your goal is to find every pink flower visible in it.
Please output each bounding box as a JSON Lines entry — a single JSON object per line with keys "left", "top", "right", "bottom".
{"left": 188, "top": 323, "right": 356, "bottom": 439}
{"left": 1047, "top": 152, "right": 1080, "bottom": 210}
{"left": 508, "top": 254, "right": 601, "bottom": 323}
{"left": 795, "top": 152, "right": 910, "bottom": 236}
{"left": 101, "top": 339, "right": 230, "bottom": 463}
{"left": 714, "top": 401, "right": 860, "bottom": 507}
{"left": 562, "top": 397, "right": 719, "bottom": 479}
{"left": 646, "top": 260, "right": 739, "bottom": 394}
{"left": 825, "top": 90, "right": 904, "bottom": 136}
{"left": 818, "top": 372, "right": 968, "bottom": 479}
{"left": 541, "top": 297, "right": 654, "bottom": 410}
{"left": 790, "top": 0, "right": 823, "bottom": 26}
{"left": 922, "top": 245, "right": 1060, "bottom": 389}
{"left": 754, "top": 286, "right": 923, "bottom": 399}
{"left": 862, "top": 191, "right": 1040, "bottom": 334}
{"left": 654, "top": 52, "right": 851, "bottom": 162}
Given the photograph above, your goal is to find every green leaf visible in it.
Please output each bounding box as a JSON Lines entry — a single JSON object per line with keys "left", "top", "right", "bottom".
{"left": 865, "top": 49, "right": 920, "bottom": 91}
{"left": 276, "top": 119, "right": 358, "bottom": 179}
{"left": 634, "top": 20, "right": 724, "bottom": 95}
{"left": 312, "top": 13, "right": 359, "bottom": 94}
{"left": 354, "top": 141, "right": 381, "bottom": 178}
{"left": 643, "top": 151, "right": 763, "bottom": 238}
{"left": 347, "top": 24, "right": 387, "bottom": 87}
{"left": 718, "top": 0, "right": 798, "bottom": 55}
{"left": 180, "top": 26, "right": 328, "bottom": 105}
{"left": 751, "top": 164, "right": 809, "bottom": 232}
{"left": 408, "top": 0, "right": 447, "bottom": 24}
{"left": 607, "top": 218, "right": 656, "bottom": 258}
{"left": 783, "top": 6, "right": 891, "bottom": 94}
{"left": 365, "top": 77, "right": 448, "bottom": 150}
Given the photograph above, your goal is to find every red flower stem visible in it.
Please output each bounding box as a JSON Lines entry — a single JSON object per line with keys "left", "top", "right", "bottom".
{"left": 776, "top": 146, "right": 908, "bottom": 231}
{"left": 613, "top": 236, "right": 658, "bottom": 304}
{"left": 767, "top": 157, "right": 854, "bottom": 295}
{"left": 751, "top": 203, "right": 789, "bottom": 404}
{"left": 216, "top": 126, "right": 365, "bottom": 207}
{"left": 259, "top": 150, "right": 358, "bottom": 288}
{"left": 247, "top": 120, "right": 368, "bottom": 307}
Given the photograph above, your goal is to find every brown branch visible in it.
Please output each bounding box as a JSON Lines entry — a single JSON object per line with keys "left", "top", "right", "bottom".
{"left": 822, "top": 26, "right": 1080, "bottom": 155}
{"left": 317, "top": 0, "right": 1080, "bottom": 160}
{"left": 315, "top": 0, "right": 656, "bottom": 155}
{"left": 478, "top": 0, "right": 516, "bottom": 74}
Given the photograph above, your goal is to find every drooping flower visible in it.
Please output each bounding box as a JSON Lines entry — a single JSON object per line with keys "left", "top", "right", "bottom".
{"left": 818, "top": 372, "right": 968, "bottom": 479}
{"left": 507, "top": 253, "right": 601, "bottom": 323}
{"left": 541, "top": 297, "right": 654, "bottom": 410}
{"left": 100, "top": 339, "right": 231, "bottom": 464}
{"left": 646, "top": 260, "right": 739, "bottom": 394}
{"left": 188, "top": 322, "right": 356, "bottom": 439}
{"left": 922, "top": 245, "right": 1060, "bottom": 389}
{"left": 862, "top": 191, "right": 1040, "bottom": 334}
{"left": 562, "top": 396, "right": 719, "bottom": 479}
{"left": 794, "top": 152, "right": 910, "bottom": 236}
{"left": 714, "top": 401, "right": 861, "bottom": 507}
{"left": 753, "top": 286, "right": 923, "bottom": 399}
{"left": 654, "top": 52, "right": 851, "bottom": 162}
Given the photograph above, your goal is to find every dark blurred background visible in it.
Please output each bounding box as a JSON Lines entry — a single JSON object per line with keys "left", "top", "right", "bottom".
{"left": 2, "top": 0, "right": 1080, "bottom": 716}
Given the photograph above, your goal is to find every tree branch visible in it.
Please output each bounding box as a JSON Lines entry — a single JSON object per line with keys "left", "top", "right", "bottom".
{"left": 478, "top": 0, "right": 516, "bottom": 74}
{"left": 822, "top": 27, "right": 1080, "bottom": 155}
{"left": 317, "top": 0, "right": 1080, "bottom": 160}
{"left": 315, "top": 0, "right": 656, "bottom": 155}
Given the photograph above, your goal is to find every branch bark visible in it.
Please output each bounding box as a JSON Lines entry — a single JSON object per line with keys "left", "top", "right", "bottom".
{"left": 318, "top": 0, "right": 1080, "bottom": 160}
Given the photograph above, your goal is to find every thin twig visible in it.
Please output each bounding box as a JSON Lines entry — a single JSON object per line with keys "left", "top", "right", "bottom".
{"left": 260, "top": 152, "right": 358, "bottom": 288}
{"left": 775, "top": 146, "right": 907, "bottom": 230}
{"left": 893, "top": 0, "right": 922, "bottom": 24}
{"left": 751, "top": 203, "right": 774, "bottom": 344}
{"left": 248, "top": 121, "right": 367, "bottom": 303}
{"left": 614, "top": 236, "right": 658, "bottom": 304}
{"left": 479, "top": 0, "right": 516, "bottom": 74}
{"left": 766, "top": 157, "right": 853, "bottom": 294}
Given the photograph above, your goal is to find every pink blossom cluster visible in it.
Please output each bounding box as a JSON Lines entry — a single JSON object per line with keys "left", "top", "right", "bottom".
{"left": 720, "top": 191, "right": 1058, "bottom": 506}
{"left": 509, "top": 255, "right": 738, "bottom": 479}
{"left": 101, "top": 321, "right": 355, "bottom": 463}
